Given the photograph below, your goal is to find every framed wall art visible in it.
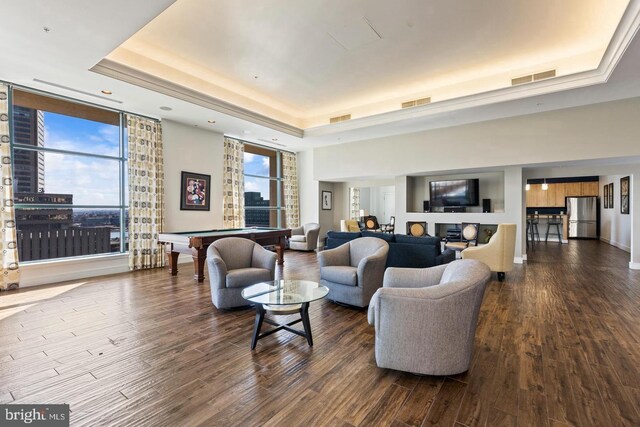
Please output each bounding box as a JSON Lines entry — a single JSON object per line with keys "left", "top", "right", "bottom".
{"left": 621, "top": 176, "right": 629, "bottom": 214}
{"left": 608, "top": 183, "right": 614, "bottom": 210}
{"left": 181, "top": 171, "right": 211, "bottom": 211}
{"left": 321, "top": 191, "right": 332, "bottom": 210}
{"left": 604, "top": 184, "right": 609, "bottom": 209}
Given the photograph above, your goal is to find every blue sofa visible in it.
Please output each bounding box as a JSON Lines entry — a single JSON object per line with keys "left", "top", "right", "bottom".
{"left": 325, "top": 230, "right": 455, "bottom": 269}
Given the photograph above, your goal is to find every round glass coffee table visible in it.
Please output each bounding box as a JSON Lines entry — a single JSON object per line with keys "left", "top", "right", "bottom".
{"left": 241, "top": 280, "right": 329, "bottom": 350}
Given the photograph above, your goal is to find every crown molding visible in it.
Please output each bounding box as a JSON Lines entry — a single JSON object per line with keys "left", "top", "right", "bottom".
{"left": 90, "top": 59, "right": 304, "bottom": 138}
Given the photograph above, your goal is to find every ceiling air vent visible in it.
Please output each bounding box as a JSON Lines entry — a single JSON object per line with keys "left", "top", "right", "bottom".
{"left": 533, "top": 69, "right": 556, "bottom": 81}
{"left": 329, "top": 114, "right": 351, "bottom": 124}
{"left": 401, "top": 97, "right": 431, "bottom": 109}
{"left": 512, "top": 69, "right": 556, "bottom": 86}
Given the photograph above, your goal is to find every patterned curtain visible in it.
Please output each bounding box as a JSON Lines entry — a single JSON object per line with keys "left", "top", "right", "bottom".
{"left": 223, "top": 137, "right": 245, "bottom": 228}
{"left": 0, "top": 84, "right": 19, "bottom": 291}
{"left": 127, "top": 114, "right": 165, "bottom": 270}
{"left": 350, "top": 187, "right": 361, "bottom": 220}
{"left": 282, "top": 151, "right": 299, "bottom": 228}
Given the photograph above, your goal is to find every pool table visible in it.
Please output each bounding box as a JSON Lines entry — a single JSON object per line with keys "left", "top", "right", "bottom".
{"left": 158, "top": 227, "right": 291, "bottom": 282}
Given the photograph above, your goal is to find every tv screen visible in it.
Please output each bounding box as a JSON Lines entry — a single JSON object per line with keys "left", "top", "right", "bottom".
{"left": 429, "top": 179, "right": 479, "bottom": 207}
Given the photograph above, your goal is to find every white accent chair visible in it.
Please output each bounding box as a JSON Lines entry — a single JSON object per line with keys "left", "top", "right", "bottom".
{"left": 289, "top": 223, "right": 320, "bottom": 251}
{"left": 340, "top": 219, "right": 361, "bottom": 232}
{"left": 462, "top": 223, "right": 516, "bottom": 281}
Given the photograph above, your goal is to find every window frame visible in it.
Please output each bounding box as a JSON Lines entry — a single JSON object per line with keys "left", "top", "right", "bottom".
{"left": 8, "top": 86, "right": 129, "bottom": 262}
{"left": 243, "top": 142, "right": 285, "bottom": 228}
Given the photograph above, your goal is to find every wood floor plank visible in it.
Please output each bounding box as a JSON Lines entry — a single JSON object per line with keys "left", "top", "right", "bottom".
{"left": 0, "top": 241, "right": 638, "bottom": 426}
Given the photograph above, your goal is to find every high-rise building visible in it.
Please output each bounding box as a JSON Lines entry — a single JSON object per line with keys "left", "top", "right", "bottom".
{"left": 12, "top": 105, "right": 45, "bottom": 193}
{"left": 244, "top": 191, "right": 270, "bottom": 227}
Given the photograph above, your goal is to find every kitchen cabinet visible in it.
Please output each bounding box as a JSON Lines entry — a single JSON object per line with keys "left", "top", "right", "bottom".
{"left": 564, "top": 182, "right": 582, "bottom": 197}
{"left": 526, "top": 184, "right": 546, "bottom": 207}
{"left": 581, "top": 181, "right": 599, "bottom": 196}
{"left": 552, "top": 183, "right": 566, "bottom": 206}
{"left": 526, "top": 181, "right": 598, "bottom": 207}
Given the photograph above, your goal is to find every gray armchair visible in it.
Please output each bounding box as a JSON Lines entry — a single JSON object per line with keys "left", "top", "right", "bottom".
{"left": 288, "top": 223, "right": 320, "bottom": 251}
{"left": 206, "top": 237, "right": 277, "bottom": 309}
{"left": 368, "top": 259, "right": 491, "bottom": 375}
{"left": 318, "top": 237, "right": 389, "bottom": 307}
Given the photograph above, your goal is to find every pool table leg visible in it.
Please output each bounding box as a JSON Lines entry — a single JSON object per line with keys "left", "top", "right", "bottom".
{"left": 276, "top": 237, "right": 285, "bottom": 265}
{"left": 192, "top": 248, "right": 206, "bottom": 282}
{"left": 167, "top": 249, "right": 179, "bottom": 276}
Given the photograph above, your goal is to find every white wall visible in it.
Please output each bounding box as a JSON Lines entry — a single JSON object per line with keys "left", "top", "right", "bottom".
{"left": 298, "top": 149, "right": 319, "bottom": 226}
{"left": 162, "top": 120, "right": 225, "bottom": 231}
{"left": 599, "top": 174, "right": 632, "bottom": 252}
{"left": 313, "top": 98, "right": 640, "bottom": 181}
{"left": 318, "top": 181, "right": 336, "bottom": 242}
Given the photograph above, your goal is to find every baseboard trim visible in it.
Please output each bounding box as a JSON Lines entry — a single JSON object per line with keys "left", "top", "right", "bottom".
{"left": 600, "top": 237, "right": 631, "bottom": 253}
{"left": 630, "top": 262, "right": 640, "bottom": 270}
{"left": 514, "top": 257, "right": 524, "bottom": 264}
{"left": 20, "top": 254, "right": 129, "bottom": 288}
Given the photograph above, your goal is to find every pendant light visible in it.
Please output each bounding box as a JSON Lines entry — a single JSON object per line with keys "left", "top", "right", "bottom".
{"left": 542, "top": 178, "right": 549, "bottom": 191}
{"left": 525, "top": 183, "right": 531, "bottom": 191}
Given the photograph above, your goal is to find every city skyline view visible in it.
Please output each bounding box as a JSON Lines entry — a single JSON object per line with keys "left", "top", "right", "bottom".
{"left": 40, "top": 112, "right": 123, "bottom": 206}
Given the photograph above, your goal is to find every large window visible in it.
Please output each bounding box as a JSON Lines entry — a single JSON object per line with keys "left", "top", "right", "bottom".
{"left": 11, "top": 89, "right": 128, "bottom": 262}
{"left": 243, "top": 144, "right": 286, "bottom": 228}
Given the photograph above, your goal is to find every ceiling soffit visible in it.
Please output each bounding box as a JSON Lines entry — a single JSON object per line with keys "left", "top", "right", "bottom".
{"left": 93, "top": 0, "right": 640, "bottom": 136}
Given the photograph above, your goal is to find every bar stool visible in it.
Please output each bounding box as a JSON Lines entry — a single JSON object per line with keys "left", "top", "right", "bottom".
{"left": 527, "top": 214, "right": 540, "bottom": 244}
{"left": 545, "top": 214, "right": 562, "bottom": 243}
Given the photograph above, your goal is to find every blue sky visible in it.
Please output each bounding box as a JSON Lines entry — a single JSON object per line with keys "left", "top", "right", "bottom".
{"left": 244, "top": 152, "right": 271, "bottom": 200}
{"left": 42, "top": 112, "right": 122, "bottom": 205}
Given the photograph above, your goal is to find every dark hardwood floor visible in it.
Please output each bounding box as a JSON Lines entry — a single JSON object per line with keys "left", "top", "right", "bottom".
{"left": 1, "top": 241, "right": 639, "bottom": 426}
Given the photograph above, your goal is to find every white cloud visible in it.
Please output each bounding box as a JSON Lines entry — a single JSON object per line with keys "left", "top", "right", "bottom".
{"left": 245, "top": 181, "right": 259, "bottom": 192}
{"left": 44, "top": 152, "right": 120, "bottom": 205}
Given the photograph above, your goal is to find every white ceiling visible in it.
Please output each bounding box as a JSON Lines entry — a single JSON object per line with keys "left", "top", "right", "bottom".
{"left": 2, "top": 0, "right": 640, "bottom": 153}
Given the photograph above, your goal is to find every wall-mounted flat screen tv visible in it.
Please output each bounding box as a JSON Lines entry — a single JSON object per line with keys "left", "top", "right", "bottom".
{"left": 429, "top": 179, "right": 479, "bottom": 207}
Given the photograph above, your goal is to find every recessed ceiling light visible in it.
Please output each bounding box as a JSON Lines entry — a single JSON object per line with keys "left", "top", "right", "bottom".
{"left": 207, "top": 120, "right": 216, "bottom": 124}
{"left": 254, "top": 76, "right": 258, "bottom": 79}
{"left": 160, "top": 106, "right": 172, "bottom": 111}
{"left": 43, "top": 27, "right": 51, "bottom": 33}
{"left": 243, "top": 130, "right": 251, "bottom": 134}
{"left": 101, "top": 90, "right": 112, "bottom": 95}
{"left": 272, "top": 138, "right": 278, "bottom": 142}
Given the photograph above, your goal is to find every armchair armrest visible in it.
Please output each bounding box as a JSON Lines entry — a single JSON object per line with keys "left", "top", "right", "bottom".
{"left": 252, "top": 245, "right": 277, "bottom": 277}
{"left": 382, "top": 264, "right": 447, "bottom": 289}
{"left": 206, "top": 247, "right": 227, "bottom": 290}
{"left": 357, "top": 247, "right": 389, "bottom": 304}
{"left": 318, "top": 244, "right": 350, "bottom": 267}
{"left": 290, "top": 226, "right": 304, "bottom": 236}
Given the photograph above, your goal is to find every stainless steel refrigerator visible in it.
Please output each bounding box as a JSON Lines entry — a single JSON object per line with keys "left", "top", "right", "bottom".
{"left": 566, "top": 196, "right": 599, "bottom": 239}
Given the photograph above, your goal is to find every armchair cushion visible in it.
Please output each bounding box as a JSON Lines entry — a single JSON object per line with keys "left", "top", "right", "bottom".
{"left": 321, "top": 266, "right": 358, "bottom": 286}
{"left": 226, "top": 268, "right": 272, "bottom": 288}
{"left": 290, "top": 235, "right": 307, "bottom": 242}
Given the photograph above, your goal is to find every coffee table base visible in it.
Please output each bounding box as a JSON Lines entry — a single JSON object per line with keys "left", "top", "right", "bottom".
{"left": 250, "top": 302, "right": 313, "bottom": 350}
